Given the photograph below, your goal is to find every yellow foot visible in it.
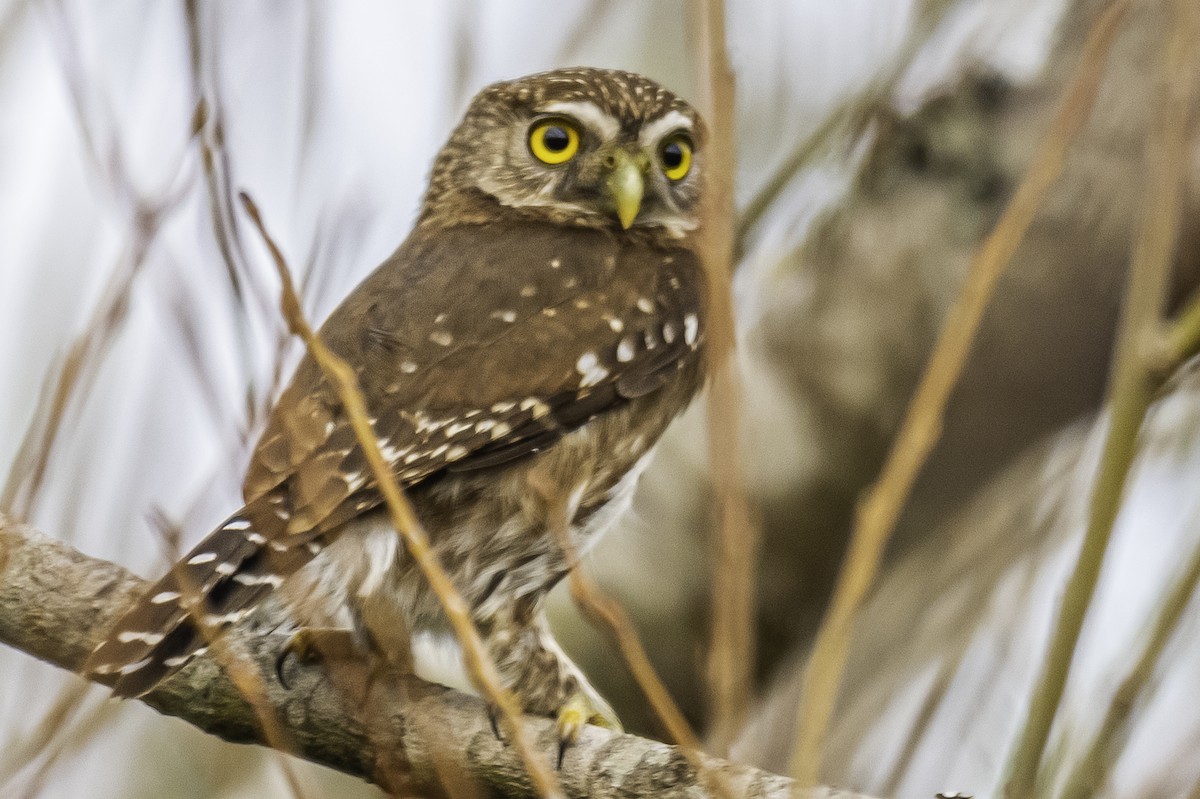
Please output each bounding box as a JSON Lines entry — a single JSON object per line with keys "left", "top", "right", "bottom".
{"left": 556, "top": 691, "right": 622, "bottom": 767}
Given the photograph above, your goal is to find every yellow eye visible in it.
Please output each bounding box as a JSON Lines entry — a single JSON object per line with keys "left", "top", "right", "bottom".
{"left": 660, "top": 135, "right": 692, "bottom": 180}
{"left": 528, "top": 120, "right": 580, "bottom": 165}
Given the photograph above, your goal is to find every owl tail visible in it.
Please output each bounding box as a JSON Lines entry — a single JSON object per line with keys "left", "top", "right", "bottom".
{"left": 84, "top": 501, "right": 322, "bottom": 698}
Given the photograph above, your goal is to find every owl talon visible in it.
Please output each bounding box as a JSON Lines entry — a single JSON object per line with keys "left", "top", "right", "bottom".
{"left": 275, "top": 627, "right": 358, "bottom": 689}
{"left": 555, "top": 692, "right": 622, "bottom": 767}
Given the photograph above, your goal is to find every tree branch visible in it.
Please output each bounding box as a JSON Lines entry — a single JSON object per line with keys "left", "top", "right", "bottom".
{"left": 0, "top": 516, "right": 873, "bottom": 799}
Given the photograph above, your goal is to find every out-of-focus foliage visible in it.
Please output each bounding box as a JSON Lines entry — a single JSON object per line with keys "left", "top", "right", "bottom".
{"left": 2, "top": 1, "right": 1198, "bottom": 797}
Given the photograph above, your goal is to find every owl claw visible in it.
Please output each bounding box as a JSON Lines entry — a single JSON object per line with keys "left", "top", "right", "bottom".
{"left": 555, "top": 692, "right": 622, "bottom": 768}
{"left": 275, "top": 627, "right": 359, "bottom": 689}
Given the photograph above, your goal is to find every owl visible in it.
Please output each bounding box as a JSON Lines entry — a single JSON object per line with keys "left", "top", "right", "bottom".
{"left": 86, "top": 67, "right": 709, "bottom": 747}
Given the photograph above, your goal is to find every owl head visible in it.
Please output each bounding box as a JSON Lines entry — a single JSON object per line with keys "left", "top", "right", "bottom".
{"left": 422, "top": 68, "right": 706, "bottom": 240}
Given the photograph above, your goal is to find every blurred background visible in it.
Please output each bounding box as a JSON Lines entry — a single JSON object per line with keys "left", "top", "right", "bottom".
{"left": 1, "top": 1, "right": 1198, "bottom": 797}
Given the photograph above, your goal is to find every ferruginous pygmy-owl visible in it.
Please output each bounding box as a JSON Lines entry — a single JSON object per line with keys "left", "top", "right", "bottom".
{"left": 86, "top": 67, "right": 709, "bottom": 743}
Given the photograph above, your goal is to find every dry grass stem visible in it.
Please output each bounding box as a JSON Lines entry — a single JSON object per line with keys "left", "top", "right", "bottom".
{"left": 1, "top": 4, "right": 194, "bottom": 517}
{"left": 1167, "top": 293, "right": 1200, "bottom": 364}
{"left": 790, "top": 0, "right": 1134, "bottom": 789}
{"left": 1059, "top": 533, "right": 1200, "bottom": 799}
{"left": 143, "top": 503, "right": 310, "bottom": 798}
{"left": 0, "top": 681, "right": 91, "bottom": 791}
{"left": 1004, "top": 0, "right": 1197, "bottom": 794}
{"left": 537, "top": 480, "right": 737, "bottom": 799}
{"left": 879, "top": 659, "right": 958, "bottom": 796}
{"left": 693, "top": 0, "right": 759, "bottom": 757}
{"left": 0, "top": 211, "right": 176, "bottom": 520}
{"left": 239, "top": 192, "right": 563, "bottom": 799}
{"left": 13, "top": 698, "right": 115, "bottom": 799}
{"left": 556, "top": 529, "right": 701, "bottom": 750}
{"left": 170, "top": 554, "right": 312, "bottom": 799}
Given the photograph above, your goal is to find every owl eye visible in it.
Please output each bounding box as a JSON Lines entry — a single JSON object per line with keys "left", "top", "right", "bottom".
{"left": 660, "top": 135, "right": 693, "bottom": 181}
{"left": 528, "top": 120, "right": 580, "bottom": 165}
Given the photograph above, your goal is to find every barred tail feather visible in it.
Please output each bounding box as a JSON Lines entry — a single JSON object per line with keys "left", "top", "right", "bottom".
{"left": 84, "top": 508, "right": 322, "bottom": 698}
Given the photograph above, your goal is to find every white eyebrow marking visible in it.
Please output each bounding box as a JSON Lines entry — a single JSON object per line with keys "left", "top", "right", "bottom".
{"left": 639, "top": 110, "right": 693, "bottom": 148}
{"left": 540, "top": 101, "right": 619, "bottom": 140}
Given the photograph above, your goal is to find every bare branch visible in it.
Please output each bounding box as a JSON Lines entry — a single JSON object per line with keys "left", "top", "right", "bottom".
{"left": 0, "top": 517, "right": 877, "bottom": 799}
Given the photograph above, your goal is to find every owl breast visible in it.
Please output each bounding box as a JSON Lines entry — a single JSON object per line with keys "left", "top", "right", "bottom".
{"left": 282, "top": 345, "right": 703, "bottom": 648}
{"left": 412, "top": 358, "right": 703, "bottom": 622}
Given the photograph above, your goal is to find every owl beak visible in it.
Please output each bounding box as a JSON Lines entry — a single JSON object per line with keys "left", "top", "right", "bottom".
{"left": 606, "top": 150, "right": 645, "bottom": 229}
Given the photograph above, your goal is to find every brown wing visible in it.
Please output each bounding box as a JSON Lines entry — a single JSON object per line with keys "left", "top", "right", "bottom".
{"left": 241, "top": 221, "right": 706, "bottom": 545}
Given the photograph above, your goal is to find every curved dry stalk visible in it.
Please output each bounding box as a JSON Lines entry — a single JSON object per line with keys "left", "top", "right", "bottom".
{"left": 558, "top": 537, "right": 702, "bottom": 752}
{"left": 12, "top": 696, "right": 115, "bottom": 799}
{"left": 789, "top": 0, "right": 1134, "bottom": 789}
{"left": 239, "top": 192, "right": 563, "bottom": 799}
{"left": 1004, "top": 0, "right": 1198, "bottom": 794}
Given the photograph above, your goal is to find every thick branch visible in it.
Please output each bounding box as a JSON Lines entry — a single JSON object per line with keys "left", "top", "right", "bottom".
{"left": 0, "top": 517, "right": 869, "bottom": 799}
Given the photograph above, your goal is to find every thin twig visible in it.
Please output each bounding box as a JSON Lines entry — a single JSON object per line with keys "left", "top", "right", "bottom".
{"left": 557, "top": 533, "right": 701, "bottom": 750}
{"left": 1167, "top": 294, "right": 1200, "bottom": 364}
{"left": 239, "top": 192, "right": 563, "bottom": 799}
{"left": 546, "top": 517, "right": 738, "bottom": 799}
{"left": 184, "top": 1, "right": 283, "bottom": 422}
{"left": 529, "top": 469, "right": 701, "bottom": 750}
{"left": 143, "top": 494, "right": 311, "bottom": 798}
{"left": 789, "top": 1, "right": 1134, "bottom": 789}
{"left": 1004, "top": 0, "right": 1197, "bottom": 794}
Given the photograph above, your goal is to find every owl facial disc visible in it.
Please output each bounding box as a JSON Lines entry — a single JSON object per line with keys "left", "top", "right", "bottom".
{"left": 424, "top": 68, "right": 705, "bottom": 239}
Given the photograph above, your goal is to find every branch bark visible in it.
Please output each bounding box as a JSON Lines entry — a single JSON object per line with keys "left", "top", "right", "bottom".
{"left": 0, "top": 516, "right": 872, "bottom": 799}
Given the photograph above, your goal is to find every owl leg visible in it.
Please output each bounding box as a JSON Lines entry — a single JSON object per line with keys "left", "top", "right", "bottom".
{"left": 481, "top": 607, "right": 621, "bottom": 761}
